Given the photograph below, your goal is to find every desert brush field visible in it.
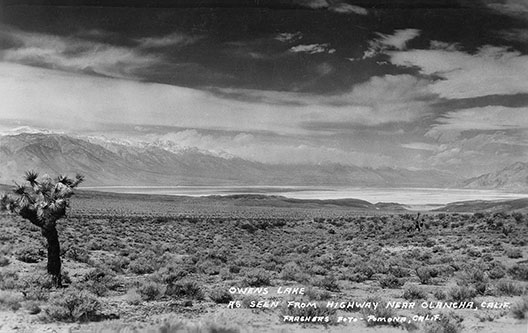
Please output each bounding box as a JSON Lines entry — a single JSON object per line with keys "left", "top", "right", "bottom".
{"left": 0, "top": 190, "right": 527, "bottom": 333}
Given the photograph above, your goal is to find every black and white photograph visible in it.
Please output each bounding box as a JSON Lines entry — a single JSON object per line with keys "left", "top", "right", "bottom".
{"left": 0, "top": 0, "right": 527, "bottom": 332}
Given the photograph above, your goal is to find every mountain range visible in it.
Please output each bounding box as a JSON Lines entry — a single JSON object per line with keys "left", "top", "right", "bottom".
{"left": 0, "top": 132, "right": 526, "bottom": 192}
{"left": 461, "top": 162, "right": 528, "bottom": 192}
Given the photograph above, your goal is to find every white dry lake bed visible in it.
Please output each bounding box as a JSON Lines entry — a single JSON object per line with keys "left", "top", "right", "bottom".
{"left": 81, "top": 186, "right": 527, "bottom": 210}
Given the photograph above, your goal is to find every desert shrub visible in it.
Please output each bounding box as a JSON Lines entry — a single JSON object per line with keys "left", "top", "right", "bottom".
{"left": 242, "top": 269, "right": 272, "bottom": 287}
{"left": 434, "top": 288, "right": 446, "bottom": 300}
{"left": 0, "top": 270, "right": 20, "bottom": 290}
{"left": 22, "top": 285, "right": 49, "bottom": 301}
{"left": 45, "top": 288, "right": 101, "bottom": 322}
{"left": 446, "top": 285, "right": 476, "bottom": 304}
{"left": 0, "top": 290, "right": 23, "bottom": 311}
{"left": 493, "top": 279, "right": 525, "bottom": 296}
{"left": 80, "top": 268, "right": 121, "bottom": 297}
{"left": 361, "top": 297, "right": 399, "bottom": 327}
{"left": 24, "top": 271, "right": 56, "bottom": 290}
{"left": 349, "top": 263, "right": 375, "bottom": 282}
{"left": 456, "top": 264, "right": 489, "bottom": 294}
{"left": 304, "top": 287, "right": 332, "bottom": 301}
{"left": 138, "top": 281, "right": 165, "bottom": 301}
{"left": 388, "top": 265, "right": 411, "bottom": 278}
{"left": 403, "top": 284, "right": 427, "bottom": 300}
{"left": 280, "top": 262, "right": 303, "bottom": 281}
{"left": 15, "top": 245, "right": 44, "bottom": 263}
{"left": 124, "top": 289, "right": 142, "bottom": 305}
{"left": 24, "top": 301, "right": 41, "bottom": 315}
{"left": 208, "top": 289, "right": 233, "bottom": 304}
{"left": 423, "top": 311, "right": 463, "bottom": 333}
{"left": 165, "top": 280, "right": 204, "bottom": 300}
{"left": 488, "top": 265, "right": 506, "bottom": 280}
{"left": 151, "top": 266, "right": 189, "bottom": 285}
{"left": 508, "top": 264, "right": 528, "bottom": 281}
{"left": 505, "top": 248, "right": 523, "bottom": 259}
{"left": 379, "top": 274, "right": 403, "bottom": 289}
{"left": 512, "top": 212, "right": 524, "bottom": 223}
{"left": 0, "top": 255, "right": 10, "bottom": 267}
{"left": 229, "top": 265, "right": 241, "bottom": 274}
{"left": 129, "top": 256, "right": 156, "bottom": 275}
{"left": 312, "top": 274, "right": 340, "bottom": 292}
{"left": 65, "top": 246, "right": 90, "bottom": 263}
{"left": 105, "top": 256, "right": 130, "bottom": 273}
{"left": 466, "top": 247, "right": 482, "bottom": 257}
{"left": 416, "top": 267, "right": 437, "bottom": 284}
{"left": 424, "top": 239, "right": 436, "bottom": 247}
{"left": 511, "top": 297, "right": 528, "bottom": 319}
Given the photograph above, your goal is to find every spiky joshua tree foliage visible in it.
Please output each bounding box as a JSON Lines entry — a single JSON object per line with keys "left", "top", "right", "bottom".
{"left": 0, "top": 171, "right": 84, "bottom": 287}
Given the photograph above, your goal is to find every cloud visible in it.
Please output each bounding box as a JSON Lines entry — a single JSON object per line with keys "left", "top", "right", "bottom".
{"left": 329, "top": 3, "right": 368, "bottom": 15}
{"left": 486, "top": 0, "right": 528, "bottom": 19}
{"left": 389, "top": 45, "right": 528, "bottom": 99}
{"left": 136, "top": 32, "right": 201, "bottom": 48}
{"left": 0, "top": 29, "right": 159, "bottom": 80}
{"left": 426, "top": 106, "right": 528, "bottom": 141}
{"left": 275, "top": 32, "right": 303, "bottom": 43}
{"left": 289, "top": 43, "right": 335, "bottom": 54}
{"left": 363, "top": 29, "right": 420, "bottom": 59}
{"left": 429, "top": 40, "right": 460, "bottom": 51}
{"left": 0, "top": 62, "right": 436, "bottom": 145}
{"left": 293, "top": 0, "right": 329, "bottom": 9}
{"left": 401, "top": 142, "right": 440, "bottom": 151}
{"left": 214, "top": 74, "right": 434, "bottom": 127}
{"left": 498, "top": 29, "right": 528, "bottom": 42}
{"left": 293, "top": 0, "right": 368, "bottom": 15}
{"left": 141, "top": 129, "right": 390, "bottom": 166}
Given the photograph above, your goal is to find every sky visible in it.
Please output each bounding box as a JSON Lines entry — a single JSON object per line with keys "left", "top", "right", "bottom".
{"left": 0, "top": 0, "right": 527, "bottom": 176}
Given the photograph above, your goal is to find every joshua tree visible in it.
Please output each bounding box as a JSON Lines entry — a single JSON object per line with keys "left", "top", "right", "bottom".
{"left": 0, "top": 171, "right": 84, "bottom": 287}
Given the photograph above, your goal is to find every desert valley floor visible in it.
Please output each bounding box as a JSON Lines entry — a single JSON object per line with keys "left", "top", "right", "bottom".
{"left": 0, "top": 190, "right": 527, "bottom": 333}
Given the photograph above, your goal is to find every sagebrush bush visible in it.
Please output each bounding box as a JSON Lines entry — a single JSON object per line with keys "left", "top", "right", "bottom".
{"left": 304, "top": 287, "right": 332, "bottom": 301}
{"left": 24, "top": 301, "right": 41, "bottom": 315}
{"left": 124, "top": 289, "right": 142, "bottom": 305}
{"left": 242, "top": 269, "right": 272, "bottom": 287}
{"left": 280, "top": 262, "right": 303, "bottom": 281}
{"left": 80, "top": 268, "right": 120, "bottom": 297}
{"left": 511, "top": 297, "right": 528, "bottom": 319}
{"left": 0, "top": 255, "right": 10, "bottom": 267}
{"left": 493, "top": 279, "right": 525, "bottom": 296}
{"left": 446, "top": 285, "right": 476, "bottom": 303}
{"left": 0, "top": 290, "right": 23, "bottom": 311}
{"left": 45, "top": 288, "right": 101, "bottom": 322}
{"left": 416, "top": 266, "right": 437, "bottom": 284}
{"left": 505, "top": 248, "right": 523, "bottom": 259}
{"left": 165, "top": 280, "right": 204, "bottom": 300}
{"left": 208, "top": 289, "right": 233, "bottom": 304}
{"left": 379, "top": 274, "right": 403, "bottom": 289}
{"left": 508, "top": 264, "right": 528, "bottom": 281}
{"left": 361, "top": 297, "right": 399, "bottom": 327}
{"left": 65, "top": 246, "right": 90, "bottom": 263}
{"left": 423, "top": 311, "right": 463, "bottom": 333}
{"left": 138, "top": 281, "right": 165, "bottom": 301}
{"left": 15, "top": 245, "right": 44, "bottom": 263}
{"left": 129, "top": 256, "right": 156, "bottom": 275}
{"left": 0, "top": 270, "right": 20, "bottom": 290}
{"left": 402, "top": 284, "right": 427, "bottom": 300}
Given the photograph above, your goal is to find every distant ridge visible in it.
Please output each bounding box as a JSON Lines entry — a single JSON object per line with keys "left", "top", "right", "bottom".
{"left": 462, "top": 162, "right": 528, "bottom": 192}
{"left": 0, "top": 133, "right": 458, "bottom": 188}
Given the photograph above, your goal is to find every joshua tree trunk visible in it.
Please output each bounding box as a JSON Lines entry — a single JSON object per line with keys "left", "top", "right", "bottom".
{"left": 42, "top": 226, "right": 62, "bottom": 287}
